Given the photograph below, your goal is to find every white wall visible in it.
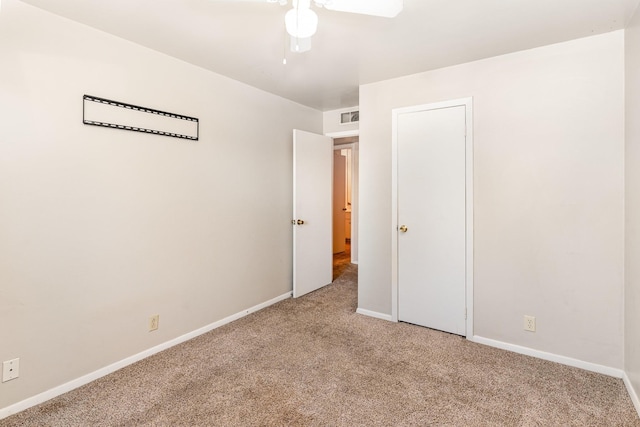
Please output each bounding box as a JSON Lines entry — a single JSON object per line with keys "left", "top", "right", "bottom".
{"left": 0, "top": 0, "right": 321, "bottom": 411}
{"left": 323, "top": 106, "right": 359, "bottom": 135}
{"left": 359, "top": 32, "right": 624, "bottom": 368}
{"left": 625, "top": 5, "right": 640, "bottom": 411}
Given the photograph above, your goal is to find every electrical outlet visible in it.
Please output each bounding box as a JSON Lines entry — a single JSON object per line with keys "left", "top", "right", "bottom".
{"left": 2, "top": 358, "right": 20, "bottom": 383}
{"left": 149, "top": 315, "right": 159, "bottom": 332}
{"left": 524, "top": 315, "right": 536, "bottom": 332}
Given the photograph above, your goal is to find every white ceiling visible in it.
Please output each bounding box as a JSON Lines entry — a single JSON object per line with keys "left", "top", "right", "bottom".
{"left": 19, "top": 0, "right": 640, "bottom": 111}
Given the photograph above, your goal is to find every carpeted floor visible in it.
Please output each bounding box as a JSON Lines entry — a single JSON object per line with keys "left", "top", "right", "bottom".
{"left": 2, "top": 262, "right": 639, "bottom": 426}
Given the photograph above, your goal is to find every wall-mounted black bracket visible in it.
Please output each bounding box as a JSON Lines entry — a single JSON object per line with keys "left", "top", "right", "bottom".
{"left": 82, "top": 95, "right": 199, "bottom": 141}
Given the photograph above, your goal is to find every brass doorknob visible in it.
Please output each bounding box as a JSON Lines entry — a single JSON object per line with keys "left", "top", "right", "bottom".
{"left": 297, "top": 219, "right": 305, "bottom": 225}
{"left": 399, "top": 225, "right": 408, "bottom": 232}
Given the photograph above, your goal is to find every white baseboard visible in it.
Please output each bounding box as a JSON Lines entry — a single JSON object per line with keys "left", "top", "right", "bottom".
{"left": 471, "top": 335, "right": 623, "bottom": 378}
{"left": 623, "top": 371, "right": 640, "bottom": 418}
{"left": 356, "top": 307, "right": 393, "bottom": 322}
{"left": 0, "top": 292, "right": 292, "bottom": 421}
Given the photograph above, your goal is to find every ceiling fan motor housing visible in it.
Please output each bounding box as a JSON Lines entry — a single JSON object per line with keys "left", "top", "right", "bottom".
{"left": 285, "top": 0, "right": 318, "bottom": 38}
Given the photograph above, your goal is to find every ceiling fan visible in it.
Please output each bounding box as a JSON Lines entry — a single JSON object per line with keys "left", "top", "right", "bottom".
{"left": 224, "top": 0, "right": 403, "bottom": 53}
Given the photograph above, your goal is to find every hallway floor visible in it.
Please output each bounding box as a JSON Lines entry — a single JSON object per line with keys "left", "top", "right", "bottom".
{"left": 333, "top": 241, "right": 351, "bottom": 280}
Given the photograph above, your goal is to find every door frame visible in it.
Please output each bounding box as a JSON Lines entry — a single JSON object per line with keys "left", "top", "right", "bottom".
{"left": 390, "top": 98, "right": 474, "bottom": 339}
{"left": 327, "top": 131, "right": 359, "bottom": 265}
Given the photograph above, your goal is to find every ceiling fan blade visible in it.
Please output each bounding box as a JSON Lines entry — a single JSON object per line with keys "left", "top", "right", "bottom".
{"left": 319, "top": 0, "right": 402, "bottom": 18}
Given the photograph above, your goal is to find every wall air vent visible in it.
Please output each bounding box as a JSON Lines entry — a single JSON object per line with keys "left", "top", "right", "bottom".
{"left": 340, "top": 110, "right": 359, "bottom": 124}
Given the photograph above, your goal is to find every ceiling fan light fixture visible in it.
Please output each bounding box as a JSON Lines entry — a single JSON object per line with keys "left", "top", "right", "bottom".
{"left": 285, "top": 7, "right": 318, "bottom": 39}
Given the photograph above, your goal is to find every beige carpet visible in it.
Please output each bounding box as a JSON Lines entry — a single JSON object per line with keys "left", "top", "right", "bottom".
{"left": 2, "top": 264, "right": 639, "bottom": 426}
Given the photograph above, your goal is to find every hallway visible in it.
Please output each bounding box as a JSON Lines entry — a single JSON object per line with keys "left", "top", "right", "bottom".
{"left": 333, "top": 242, "right": 351, "bottom": 281}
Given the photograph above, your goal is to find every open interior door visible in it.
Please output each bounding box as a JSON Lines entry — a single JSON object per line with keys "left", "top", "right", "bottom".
{"left": 293, "top": 129, "right": 333, "bottom": 298}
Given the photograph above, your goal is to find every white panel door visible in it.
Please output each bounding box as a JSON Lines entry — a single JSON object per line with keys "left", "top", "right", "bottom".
{"left": 333, "top": 150, "right": 347, "bottom": 254}
{"left": 397, "top": 105, "right": 467, "bottom": 335}
{"left": 293, "top": 129, "right": 333, "bottom": 298}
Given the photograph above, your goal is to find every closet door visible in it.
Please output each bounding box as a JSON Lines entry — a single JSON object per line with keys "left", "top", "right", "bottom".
{"left": 396, "top": 104, "right": 468, "bottom": 335}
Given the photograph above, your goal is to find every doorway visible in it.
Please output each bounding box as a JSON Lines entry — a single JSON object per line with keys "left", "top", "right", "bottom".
{"left": 391, "top": 98, "right": 473, "bottom": 338}
{"left": 292, "top": 130, "right": 359, "bottom": 297}
{"left": 333, "top": 138, "right": 358, "bottom": 280}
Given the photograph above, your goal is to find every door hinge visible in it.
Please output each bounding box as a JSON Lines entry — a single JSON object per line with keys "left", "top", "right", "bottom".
{"left": 464, "top": 308, "right": 467, "bottom": 320}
